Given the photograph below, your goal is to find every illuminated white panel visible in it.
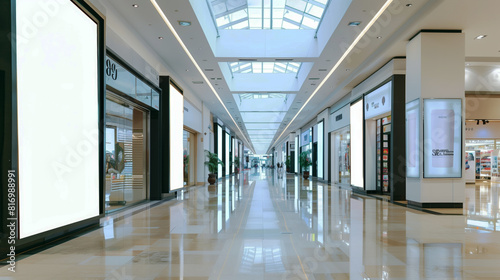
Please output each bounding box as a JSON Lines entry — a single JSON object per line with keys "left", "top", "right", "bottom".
{"left": 232, "top": 138, "right": 235, "bottom": 173}
{"left": 318, "top": 121, "right": 324, "bottom": 179}
{"left": 170, "top": 84, "right": 184, "bottom": 190}
{"left": 218, "top": 125, "right": 223, "bottom": 178}
{"left": 17, "top": 0, "right": 99, "bottom": 238}
{"left": 225, "top": 132, "right": 230, "bottom": 175}
{"left": 350, "top": 100, "right": 364, "bottom": 188}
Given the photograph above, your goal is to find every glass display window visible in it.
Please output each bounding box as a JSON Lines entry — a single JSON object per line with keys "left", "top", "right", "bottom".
{"left": 333, "top": 126, "right": 350, "bottom": 185}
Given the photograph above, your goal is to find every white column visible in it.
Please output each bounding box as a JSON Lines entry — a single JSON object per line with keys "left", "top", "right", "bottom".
{"left": 406, "top": 31, "right": 465, "bottom": 207}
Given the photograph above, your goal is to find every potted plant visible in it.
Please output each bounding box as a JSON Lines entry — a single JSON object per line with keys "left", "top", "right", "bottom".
{"left": 299, "top": 150, "right": 312, "bottom": 179}
{"left": 285, "top": 156, "right": 291, "bottom": 173}
{"left": 233, "top": 156, "right": 240, "bottom": 173}
{"left": 204, "top": 150, "right": 224, "bottom": 185}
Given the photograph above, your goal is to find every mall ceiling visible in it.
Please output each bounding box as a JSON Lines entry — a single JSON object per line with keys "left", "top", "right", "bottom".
{"left": 98, "top": 0, "right": 500, "bottom": 154}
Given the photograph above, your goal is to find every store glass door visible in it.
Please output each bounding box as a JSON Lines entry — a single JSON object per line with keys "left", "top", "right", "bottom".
{"left": 183, "top": 129, "right": 196, "bottom": 187}
{"left": 105, "top": 95, "right": 149, "bottom": 212}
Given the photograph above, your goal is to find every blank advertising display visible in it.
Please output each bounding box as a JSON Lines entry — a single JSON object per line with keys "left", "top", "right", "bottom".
{"left": 423, "top": 99, "right": 462, "bottom": 178}
{"left": 225, "top": 132, "right": 230, "bottom": 175}
{"left": 170, "top": 84, "right": 184, "bottom": 190}
{"left": 218, "top": 125, "right": 223, "bottom": 178}
{"left": 17, "top": 0, "right": 99, "bottom": 238}
{"left": 350, "top": 99, "right": 364, "bottom": 188}
{"left": 406, "top": 99, "right": 420, "bottom": 178}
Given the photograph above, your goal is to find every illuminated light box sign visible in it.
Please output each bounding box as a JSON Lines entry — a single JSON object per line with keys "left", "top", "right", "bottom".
{"left": 406, "top": 99, "right": 420, "bottom": 178}
{"left": 364, "top": 81, "right": 392, "bottom": 119}
{"left": 423, "top": 99, "right": 462, "bottom": 178}
{"left": 17, "top": 0, "right": 100, "bottom": 238}
{"left": 350, "top": 99, "right": 364, "bottom": 188}
{"left": 169, "top": 84, "right": 184, "bottom": 190}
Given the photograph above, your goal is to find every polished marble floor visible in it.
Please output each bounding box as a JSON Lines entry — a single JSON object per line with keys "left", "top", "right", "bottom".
{"left": 1, "top": 170, "right": 500, "bottom": 279}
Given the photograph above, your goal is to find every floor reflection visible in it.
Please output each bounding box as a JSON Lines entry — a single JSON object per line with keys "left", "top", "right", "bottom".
{"left": 1, "top": 169, "right": 500, "bottom": 279}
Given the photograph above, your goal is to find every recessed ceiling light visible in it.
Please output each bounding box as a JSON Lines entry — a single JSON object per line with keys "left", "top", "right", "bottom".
{"left": 466, "top": 63, "right": 470, "bottom": 66}
{"left": 158, "top": 36, "right": 163, "bottom": 40}
{"left": 348, "top": 21, "right": 361, "bottom": 26}
{"left": 132, "top": 4, "right": 138, "bottom": 8}
{"left": 475, "top": 35, "right": 487, "bottom": 40}
{"left": 406, "top": 3, "right": 412, "bottom": 7}
{"left": 178, "top": 21, "right": 191, "bottom": 26}
{"left": 346, "top": 69, "right": 350, "bottom": 71}
{"left": 376, "top": 36, "right": 382, "bottom": 39}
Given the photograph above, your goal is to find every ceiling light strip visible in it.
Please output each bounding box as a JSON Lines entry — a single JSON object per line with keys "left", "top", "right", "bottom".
{"left": 150, "top": 0, "right": 254, "bottom": 152}
{"left": 271, "top": 0, "right": 394, "bottom": 149}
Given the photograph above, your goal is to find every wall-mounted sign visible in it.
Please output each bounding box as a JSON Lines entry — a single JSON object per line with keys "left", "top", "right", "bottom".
{"left": 336, "top": 114, "right": 343, "bottom": 121}
{"left": 301, "top": 130, "right": 310, "bottom": 146}
{"left": 423, "top": 99, "right": 462, "bottom": 178}
{"left": 364, "top": 81, "right": 392, "bottom": 119}
{"left": 406, "top": 99, "right": 420, "bottom": 178}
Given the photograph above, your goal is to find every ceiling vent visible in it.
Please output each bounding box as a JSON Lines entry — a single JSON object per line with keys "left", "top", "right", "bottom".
{"left": 205, "top": 69, "right": 214, "bottom": 71}
{"left": 308, "top": 78, "right": 320, "bottom": 80}
{"left": 275, "top": 58, "right": 294, "bottom": 61}
{"left": 238, "top": 58, "right": 258, "bottom": 62}
{"left": 192, "top": 81, "right": 204, "bottom": 84}
{"left": 318, "top": 69, "right": 327, "bottom": 71}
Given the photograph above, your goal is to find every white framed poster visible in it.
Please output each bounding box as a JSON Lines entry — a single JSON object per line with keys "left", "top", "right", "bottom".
{"left": 406, "top": 99, "right": 420, "bottom": 178}
{"left": 423, "top": 99, "right": 462, "bottom": 178}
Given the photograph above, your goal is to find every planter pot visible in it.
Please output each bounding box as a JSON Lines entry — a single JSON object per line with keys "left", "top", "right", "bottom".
{"left": 208, "top": 173, "right": 217, "bottom": 185}
{"left": 302, "top": 171, "right": 310, "bottom": 180}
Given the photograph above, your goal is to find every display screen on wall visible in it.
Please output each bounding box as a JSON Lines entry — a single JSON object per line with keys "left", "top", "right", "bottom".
{"left": 364, "top": 81, "right": 392, "bottom": 120}
{"left": 423, "top": 99, "right": 462, "bottom": 178}
{"left": 406, "top": 99, "right": 420, "bottom": 178}
{"left": 170, "top": 84, "right": 184, "bottom": 190}
{"left": 17, "top": 0, "right": 100, "bottom": 238}
{"left": 350, "top": 99, "right": 364, "bottom": 188}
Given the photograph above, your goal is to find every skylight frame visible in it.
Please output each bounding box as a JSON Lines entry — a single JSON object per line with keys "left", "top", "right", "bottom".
{"left": 209, "top": 0, "right": 329, "bottom": 30}
{"left": 229, "top": 62, "right": 302, "bottom": 74}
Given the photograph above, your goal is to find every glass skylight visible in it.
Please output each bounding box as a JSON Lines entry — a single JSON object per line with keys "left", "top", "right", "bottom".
{"left": 229, "top": 62, "right": 301, "bottom": 74}
{"left": 210, "top": 0, "right": 329, "bottom": 30}
{"left": 233, "top": 93, "right": 295, "bottom": 154}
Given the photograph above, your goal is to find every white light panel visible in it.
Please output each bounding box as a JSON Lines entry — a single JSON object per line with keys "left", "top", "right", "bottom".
{"left": 170, "top": 84, "right": 184, "bottom": 190}
{"left": 17, "top": 0, "right": 99, "bottom": 239}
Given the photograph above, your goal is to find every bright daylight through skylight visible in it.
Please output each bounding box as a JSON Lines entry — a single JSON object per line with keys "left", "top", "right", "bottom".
{"left": 229, "top": 62, "right": 301, "bottom": 74}
{"left": 210, "top": 0, "right": 329, "bottom": 30}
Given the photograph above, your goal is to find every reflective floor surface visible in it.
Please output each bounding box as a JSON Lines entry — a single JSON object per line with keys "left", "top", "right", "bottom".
{"left": 1, "top": 170, "right": 500, "bottom": 279}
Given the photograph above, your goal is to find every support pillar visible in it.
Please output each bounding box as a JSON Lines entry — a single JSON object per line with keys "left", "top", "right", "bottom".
{"left": 406, "top": 31, "right": 465, "bottom": 208}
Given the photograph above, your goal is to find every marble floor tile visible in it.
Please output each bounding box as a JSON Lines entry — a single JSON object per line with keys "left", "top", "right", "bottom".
{"left": 1, "top": 171, "right": 500, "bottom": 279}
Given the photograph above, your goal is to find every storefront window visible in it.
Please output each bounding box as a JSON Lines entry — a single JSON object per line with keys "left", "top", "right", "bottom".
{"left": 105, "top": 97, "right": 148, "bottom": 212}
{"left": 183, "top": 130, "right": 196, "bottom": 186}
{"left": 334, "top": 126, "right": 350, "bottom": 185}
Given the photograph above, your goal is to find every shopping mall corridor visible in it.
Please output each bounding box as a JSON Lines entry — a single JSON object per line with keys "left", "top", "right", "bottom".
{"left": 1, "top": 170, "right": 500, "bottom": 279}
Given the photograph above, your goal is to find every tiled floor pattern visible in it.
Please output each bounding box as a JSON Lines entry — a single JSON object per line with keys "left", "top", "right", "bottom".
{"left": 0, "top": 171, "right": 499, "bottom": 279}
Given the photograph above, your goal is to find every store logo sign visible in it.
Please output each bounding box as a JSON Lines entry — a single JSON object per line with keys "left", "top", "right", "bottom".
{"left": 105, "top": 59, "right": 118, "bottom": 80}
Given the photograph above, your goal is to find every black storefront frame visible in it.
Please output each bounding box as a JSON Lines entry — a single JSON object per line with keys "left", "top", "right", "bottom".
{"left": 352, "top": 75, "right": 406, "bottom": 201}
{"left": 104, "top": 49, "right": 162, "bottom": 205}
{"left": 0, "top": 0, "right": 105, "bottom": 258}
